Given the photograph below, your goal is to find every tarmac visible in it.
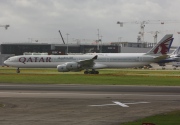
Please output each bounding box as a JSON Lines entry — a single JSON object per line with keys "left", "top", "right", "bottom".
{"left": 0, "top": 84, "right": 180, "bottom": 125}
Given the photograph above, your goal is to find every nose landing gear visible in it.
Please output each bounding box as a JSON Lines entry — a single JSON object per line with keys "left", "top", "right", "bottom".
{"left": 16, "top": 68, "right": 20, "bottom": 73}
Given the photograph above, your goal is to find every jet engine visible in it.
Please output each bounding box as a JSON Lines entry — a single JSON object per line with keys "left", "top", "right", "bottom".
{"left": 57, "top": 64, "right": 69, "bottom": 72}
{"left": 57, "top": 62, "right": 81, "bottom": 72}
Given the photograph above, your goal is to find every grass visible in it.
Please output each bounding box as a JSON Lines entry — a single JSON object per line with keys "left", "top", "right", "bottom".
{"left": 121, "top": 110, "right": 180, "bottom": 125}
{"left": 0, "top": 67, "right": 180, "bottom": 85}
{"left": 0, "top": 104, "right": 4, "bottom": 108}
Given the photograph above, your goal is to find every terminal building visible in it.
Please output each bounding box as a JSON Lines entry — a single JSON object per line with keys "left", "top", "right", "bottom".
{"left": 0, "top": 41, "right": 163, "bottom": 66}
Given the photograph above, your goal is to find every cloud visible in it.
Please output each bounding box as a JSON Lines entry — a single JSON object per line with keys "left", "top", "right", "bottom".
{"left": 0, "top": 0, "right": 180, "bottom": 46}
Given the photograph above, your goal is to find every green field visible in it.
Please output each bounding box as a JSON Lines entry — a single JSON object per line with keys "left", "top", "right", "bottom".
{"left": 0, "top": 67, "right": 180, "bottom": 85}
{"left": 0, "top": 103, "right": 4, "bottom": 108}
{"left": 121, "top": 110, "right": 180, "bottom": 125}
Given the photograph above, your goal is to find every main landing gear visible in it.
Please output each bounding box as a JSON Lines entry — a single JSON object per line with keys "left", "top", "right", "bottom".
{"left": 173, "top": 66, "right": 178, "bottom": 70}
{"left": 84, "top": 69, "right": 99, "bottom": 74}
{"left": 159, "top": 63, "right": 166, "bottom": 70}
{"left": 16, "top": 68, "right": 20, "bottom": 73}
{"left": 162, "top": 66, "right": 165, "bottom": 70}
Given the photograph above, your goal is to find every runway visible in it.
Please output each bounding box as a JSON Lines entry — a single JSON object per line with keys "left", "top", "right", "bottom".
{"left": 0, "top": 84, "right": 180, "bottom": 125}
{"left": 1, "top": 84, "right": 180, "bottom": 93}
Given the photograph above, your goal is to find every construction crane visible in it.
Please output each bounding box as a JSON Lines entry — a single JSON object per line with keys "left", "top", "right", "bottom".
{"left": 58, "top": 30, "right": 65, "bottom": 44}
{"left": 145, "top": 31, "right": 160, "bottom": 44}
{"left": 0, "top": 25, "right": 10, "bottom": 29}
{"left": 145, "top": 30, "right": 179, "bottom": 44}
{"left": 117, "top": 20, "right": 179, "bottom": 43}
{"left": 152, "top": 31, "right": 159, "bottom": 44}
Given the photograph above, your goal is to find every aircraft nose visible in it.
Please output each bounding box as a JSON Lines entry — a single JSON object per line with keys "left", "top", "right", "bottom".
{"left": 4, "top": 60, "right": 9, "bottom": 66}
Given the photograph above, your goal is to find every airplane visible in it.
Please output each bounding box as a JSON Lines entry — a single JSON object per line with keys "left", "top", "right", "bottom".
{"left": 4, "top": 34, "right": 174, "bottom": 74}
{"left": 170, "top": 46, "right": 180, "bottom": 69}
{"left": 156, "top": 46, "right": 180, "bottom": 69}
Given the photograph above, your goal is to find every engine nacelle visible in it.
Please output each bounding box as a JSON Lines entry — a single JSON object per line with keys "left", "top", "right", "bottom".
{"left": 57, "top": 64, "right": 69, "bottom": 72}
{"left": 66, "top": 62, "right": 81, "bottom": 70}
{"left": 57, "top": 62, "right": 81, "bottom": 72}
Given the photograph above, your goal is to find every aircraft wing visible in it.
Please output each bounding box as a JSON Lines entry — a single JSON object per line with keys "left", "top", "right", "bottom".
{"left": 78, "top": 55, "right": 98, "bottom": 68}
{"left": 154, "top": 55, "right": 169, "bottom": 61}
{"left": 57, "top": 55, "right": 98, "bottom": 72}
{"left": 154, "top": 55, "right": 169, "bottom": 63}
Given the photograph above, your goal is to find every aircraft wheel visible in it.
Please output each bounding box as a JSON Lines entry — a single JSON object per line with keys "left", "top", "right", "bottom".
{"left": 89, "top": 71, "right": 93, "bottom": 74}
{"left": 84, "top": 70, "right": 99, "bottom": 74}
{"left": 162, "top": 67, "right": 165, "bottom": 70}
{"left": 16, "top": 68, "right": 20, "bottom": 73}
{"left": 84, "top": 71, "right": 89, "bottom": 74}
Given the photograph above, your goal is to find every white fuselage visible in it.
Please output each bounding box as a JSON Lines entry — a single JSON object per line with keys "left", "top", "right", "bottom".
{"left": 4, "top": 53, "right": 157, "bottom": 69}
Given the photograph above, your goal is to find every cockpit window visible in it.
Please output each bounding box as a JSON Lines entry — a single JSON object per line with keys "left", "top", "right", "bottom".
{"left": 7, "top": 57, "right": 17, "bottom": 62}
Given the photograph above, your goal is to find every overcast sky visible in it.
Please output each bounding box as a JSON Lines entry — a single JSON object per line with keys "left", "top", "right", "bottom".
{"left": 0, "top": 0, "right": 180, "bottom": 46}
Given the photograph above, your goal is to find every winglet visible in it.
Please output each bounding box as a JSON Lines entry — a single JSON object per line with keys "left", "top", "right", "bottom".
{"left": 146, "top": 34, "right": 173, "bottom": 55}
{"left": 92, "top": 55, "right": 98, "bottom": 60}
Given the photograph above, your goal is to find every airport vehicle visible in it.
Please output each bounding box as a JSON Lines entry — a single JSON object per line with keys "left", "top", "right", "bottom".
{"left": 4, "top": 34, "right": 173, "bottom": 74}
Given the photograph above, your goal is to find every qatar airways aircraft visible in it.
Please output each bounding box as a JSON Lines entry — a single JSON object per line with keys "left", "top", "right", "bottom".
{"left": 156, "top": 46, "right": 180, "bottom": 68}
{"left": 4, "top": 34, "right": 173, "bottom": 74}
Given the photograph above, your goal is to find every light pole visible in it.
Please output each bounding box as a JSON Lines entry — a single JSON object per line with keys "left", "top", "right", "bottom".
{"left": 97, "top": 29, "right": 100, "bottom": 52}
{"left": 66, "top": 33, "right": 69, "bottom": 54}
{"left": 100, "top": 35, "right": 103, "bottom": 53}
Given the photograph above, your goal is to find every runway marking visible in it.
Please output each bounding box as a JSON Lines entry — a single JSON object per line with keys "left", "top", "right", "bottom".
{"left": 89, "top": 101, "right": 150, "bottom": 107}
{"left": 113, "top": 101, "right": 129, "bottom": 107}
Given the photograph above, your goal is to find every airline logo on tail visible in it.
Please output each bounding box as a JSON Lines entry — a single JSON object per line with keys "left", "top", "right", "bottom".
{"left": 153, "top": 37, "right": 173, "bottom": 54}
